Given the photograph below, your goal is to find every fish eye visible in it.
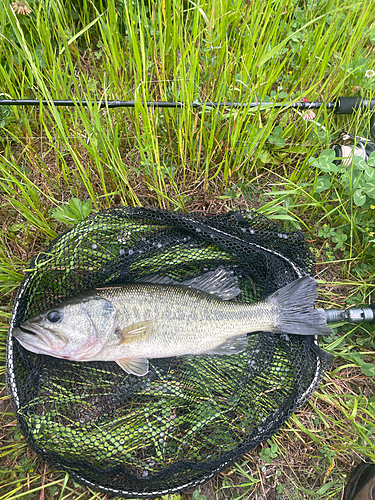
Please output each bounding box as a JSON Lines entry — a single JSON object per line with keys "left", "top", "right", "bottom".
{"left": 47, "top": 311, "right": 62, "bottom": 323}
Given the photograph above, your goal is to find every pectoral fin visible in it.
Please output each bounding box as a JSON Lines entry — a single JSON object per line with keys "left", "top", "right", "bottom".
{"left": 116, "top": 357, "right": 149, "bottom": 376}
{"left": 202, "top": 334, "right": 248, "bottom": 355}
{"left": 119, "top": 320, "right": 154, "bottom": 344}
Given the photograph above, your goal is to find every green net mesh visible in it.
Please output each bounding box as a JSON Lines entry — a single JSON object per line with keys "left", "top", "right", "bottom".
{"left": 6, "top": 207, "right": 331, "bottom": 497}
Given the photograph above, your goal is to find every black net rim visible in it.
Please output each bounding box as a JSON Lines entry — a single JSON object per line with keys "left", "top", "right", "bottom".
{"left": 5, "top": 208, "right": 331, "bottom": 497}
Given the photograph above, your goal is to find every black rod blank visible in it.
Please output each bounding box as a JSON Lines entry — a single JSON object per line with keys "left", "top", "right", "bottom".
{"left": 0, "top": 99, "right": 330, "bottom": 109}
{"left": 0, "top": 97, "right": 374, "bottom": 114}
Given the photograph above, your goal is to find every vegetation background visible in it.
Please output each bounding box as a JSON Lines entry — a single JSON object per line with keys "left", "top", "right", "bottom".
{"left": 1, "top": 0, "right": 375, "bottom": 498}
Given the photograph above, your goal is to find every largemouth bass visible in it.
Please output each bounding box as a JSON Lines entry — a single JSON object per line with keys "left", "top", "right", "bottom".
{"left": 12, "top": 268, "right": 331, "bottom": 376}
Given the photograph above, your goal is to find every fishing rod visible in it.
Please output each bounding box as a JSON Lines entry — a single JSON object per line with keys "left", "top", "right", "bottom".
{"left": 0, "top": 96, "right": 374, "bottom": 114}
{"left": 2, "top": 95, "right": 374, "bottom": 137}
{"left": 2, "top": 96, "right": 375, "bottom": 154}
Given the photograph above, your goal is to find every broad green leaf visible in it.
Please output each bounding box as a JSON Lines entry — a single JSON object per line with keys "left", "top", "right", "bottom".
{"left": 364, "top": 180, "right": 375, "bottom": 198}
{"left": 353, "top": 189, "right": 366, "bottom": 206}
{"left": 353, "top": 156, "right": 367, "bottom": 170}
{"left": 315, "top": 176, "right": 331, "bottom": 193}
{"left": 316, "top": 481, "right": 335, "bottom": 495}
{"left": 365, "top": 164, "right": 375, "bottom": 181}
{"left": 311, "top": 149, "right": 338, "bottom": 172}
{"left": 51, "top": 199, "right": 93, "bottom": 226}
{"left": 258, "top": 150, "right": 272, "bottom": 163}
{"left": 360, "top": 363, "right": 375, "bottom": 377}
{"left": 268, "top": 125, "right": 286, "bottom": 147}
{"left": 368, "top": 151, "right": 375, "bottom": 167}
{"left": 317, "top": 149, "right": 336, "bottom": 163}
{"left": 312, "top": 161, "right": 338, "bottom": 173}
{"left": 68, "top": 198, "right": 92, "bottom": 220}
{"left": 50, "top": 205, "right": 76, "bottom": 224}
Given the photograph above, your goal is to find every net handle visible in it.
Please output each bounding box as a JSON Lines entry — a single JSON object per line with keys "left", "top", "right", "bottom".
{"left": 325, "top": 305, "right": 375, "bottom": 324}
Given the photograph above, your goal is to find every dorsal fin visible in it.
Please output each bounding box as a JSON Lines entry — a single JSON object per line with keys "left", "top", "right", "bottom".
{"left": 182, "top": 266, "right": 241, "bottom": 300}
{"left": 137, "top": 266, "right": 240, "bottom": 300}
{"left": 135, "top": 274, "right": 178, "bottom": 285}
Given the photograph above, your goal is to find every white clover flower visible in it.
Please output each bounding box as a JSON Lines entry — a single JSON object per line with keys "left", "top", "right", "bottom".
{"left": 365, "top": 69, "right": 375, "bottom": 78}
{"left": 302, "top": 111, "right": 316, "bottom": 121}
{"left": 11, "top": 1, "right": 31, "bottom": 14}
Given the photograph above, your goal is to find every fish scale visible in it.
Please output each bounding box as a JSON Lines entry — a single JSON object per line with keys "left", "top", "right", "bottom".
{"left": 95, "top": 283, "right": 276, "bottom": 359}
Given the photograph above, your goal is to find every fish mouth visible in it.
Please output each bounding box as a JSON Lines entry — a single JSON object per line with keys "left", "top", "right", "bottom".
{"left": 13, "top": 326, "right": 51, "bottom": 354}
{"left": 13, "top": 322, "right": 67, "bottom": 353}
{"left": 18, "top": 324, "right": 37, "bottom": 336}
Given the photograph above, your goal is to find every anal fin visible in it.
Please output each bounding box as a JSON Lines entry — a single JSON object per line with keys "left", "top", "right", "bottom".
{"left": 202, "top": 334, "right": 248, "bottom": 355}
{"left": 116, "top": 357, "right": 149, "bottom": 376}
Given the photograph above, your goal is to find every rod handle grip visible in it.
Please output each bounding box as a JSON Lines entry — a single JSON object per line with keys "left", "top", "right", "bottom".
{"left": 335, "top": 97, "right": 375, "bottom": 115}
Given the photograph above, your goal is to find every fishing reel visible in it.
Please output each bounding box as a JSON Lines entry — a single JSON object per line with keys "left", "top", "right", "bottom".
{"left": 331, "top": 113, "right": 375, "bottom": 166}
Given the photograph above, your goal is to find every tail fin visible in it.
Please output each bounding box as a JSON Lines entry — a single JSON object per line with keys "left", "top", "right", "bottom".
{"left": 268, "top": 277, "right": 332, "bottom": 336}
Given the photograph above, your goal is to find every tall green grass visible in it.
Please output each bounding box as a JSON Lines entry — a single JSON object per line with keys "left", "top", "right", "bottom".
{"left": 1, "top": 0, "right": 375, "bottom": 497}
